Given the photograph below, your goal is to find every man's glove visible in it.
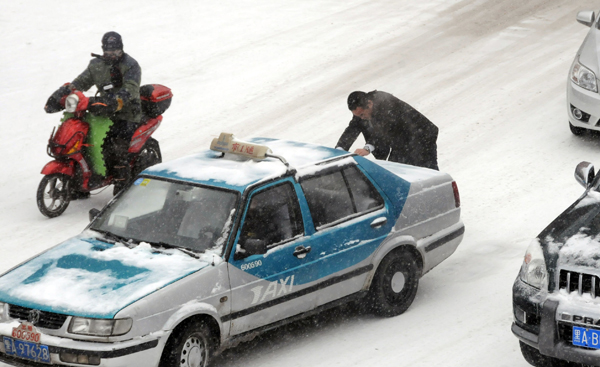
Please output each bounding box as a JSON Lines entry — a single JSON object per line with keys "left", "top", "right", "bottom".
{"left": 44, "top": 84, "right": 72, "bottom": 113}
{"left": 88, "top": 94, "right": 119, "bottom": 117}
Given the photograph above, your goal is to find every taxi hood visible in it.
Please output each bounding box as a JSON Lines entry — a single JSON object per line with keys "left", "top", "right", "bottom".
{"left": 0, "top": 233, "right": 212, "bottom": 318}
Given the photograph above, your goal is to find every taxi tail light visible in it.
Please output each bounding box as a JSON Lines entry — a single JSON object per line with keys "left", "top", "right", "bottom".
{"left": 452, "top": 181, "right": 460, "bottom": 208}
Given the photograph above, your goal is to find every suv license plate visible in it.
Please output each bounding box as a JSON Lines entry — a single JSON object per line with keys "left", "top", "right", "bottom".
{"left": 573, "top": 326, "right": 600, "bottom": 349}
{"left": 3, "top": 336, "right": 51, "bottom": 364}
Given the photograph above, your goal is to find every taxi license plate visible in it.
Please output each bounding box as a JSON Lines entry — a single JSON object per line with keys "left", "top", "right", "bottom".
{"left": 3, "top": 336, "right": 51, "bottom": 364}
{"left": 573, "top": 326, "right": 600, "bottom": 349}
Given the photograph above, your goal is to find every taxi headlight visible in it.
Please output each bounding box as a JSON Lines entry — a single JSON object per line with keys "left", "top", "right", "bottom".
{"left": 519, "top": 240, "right": 548, "bottom": 290}
{"left": 570, "top": 59, "right": 598, "bottom": 93}
{"left": 68, "top": 317, "right": 132, "bottom": 336}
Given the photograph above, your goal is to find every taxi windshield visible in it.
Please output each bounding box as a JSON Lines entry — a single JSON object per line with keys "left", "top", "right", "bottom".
{"left": 90, "top": 178, "right": 238, "bottom": 254}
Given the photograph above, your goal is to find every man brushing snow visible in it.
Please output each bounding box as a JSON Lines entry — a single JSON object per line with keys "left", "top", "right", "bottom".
{"left": 336, "top": 90, "right": 439, "bottom": 170}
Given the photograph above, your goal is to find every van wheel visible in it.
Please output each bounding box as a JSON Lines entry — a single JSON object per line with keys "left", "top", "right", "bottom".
{"left": 160, "top": 320, "right": 214, "bottom": 367}
{"left": 367, "top": 249, "right": 420, "bottom": 317}
{"left": 569, "top": 122, "right": 586, "bottom": 136}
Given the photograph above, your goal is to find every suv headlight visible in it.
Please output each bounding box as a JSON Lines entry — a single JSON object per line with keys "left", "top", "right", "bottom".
{"left": 519, "top": 240, "right": 549, "bottom": 290}
{"left": 68, "top": 317, "right": 132, "bottom": 336}
{"left": 570, "top": 58, "right": 598, "bottom": 92}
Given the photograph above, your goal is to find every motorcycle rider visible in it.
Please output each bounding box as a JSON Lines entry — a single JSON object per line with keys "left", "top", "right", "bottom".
{"left": 45, "top": 31, "right": 142, "bottom": 193}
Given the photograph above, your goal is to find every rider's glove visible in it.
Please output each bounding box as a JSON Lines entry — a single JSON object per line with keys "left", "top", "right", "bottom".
{"left": 44, "top": 83, "right": 72, "bottom": 113}
{"left": 88, "top": 94, "right": 119, "bottom": 117}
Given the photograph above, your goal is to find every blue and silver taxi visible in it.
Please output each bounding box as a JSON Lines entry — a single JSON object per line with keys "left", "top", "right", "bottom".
{"left": 0, "top": 133, "right": 464, "bottom": 367}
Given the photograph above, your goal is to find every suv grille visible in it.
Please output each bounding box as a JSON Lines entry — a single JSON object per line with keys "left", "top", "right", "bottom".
{"left": 559, "top": 269, "right": 600, "bottom": 298}
{"left": 8, "top": 304, "right": 68, "bottom": 330}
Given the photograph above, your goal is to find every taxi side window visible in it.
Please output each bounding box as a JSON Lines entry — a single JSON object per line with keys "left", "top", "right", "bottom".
{"left": 238, "top": 182, "right": 304, "bottom": 252}
{"left": 301, "top": 166, "right": 384, "bottom": 229}
{"left": 344, "top": 165, "right": 384, "bottom": 212}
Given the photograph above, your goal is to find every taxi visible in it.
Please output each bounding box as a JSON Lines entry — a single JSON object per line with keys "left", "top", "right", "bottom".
{"left": 0, "top": 133, "right": 464, "bottom": 367}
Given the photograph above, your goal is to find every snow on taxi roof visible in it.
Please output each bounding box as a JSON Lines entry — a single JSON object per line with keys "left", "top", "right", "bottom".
{"left": 144, "top": 135, "right": 349, "bottom": 191}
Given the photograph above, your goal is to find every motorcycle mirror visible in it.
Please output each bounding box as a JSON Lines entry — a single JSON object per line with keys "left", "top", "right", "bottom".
{"left": 89, "top": 208, "right": 101, "bottom": 222}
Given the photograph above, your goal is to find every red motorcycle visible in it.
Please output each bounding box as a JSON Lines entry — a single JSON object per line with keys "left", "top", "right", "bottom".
{"left": 37, "top": 84, "right": 173, "bottom": 218}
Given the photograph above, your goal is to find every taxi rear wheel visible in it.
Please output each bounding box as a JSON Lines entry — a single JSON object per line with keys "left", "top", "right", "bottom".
{"left": 160, "top": 320, "right": 214, "bottom": 367}
{"left": 367, "top": 249, "right": 420, "bottom": 317}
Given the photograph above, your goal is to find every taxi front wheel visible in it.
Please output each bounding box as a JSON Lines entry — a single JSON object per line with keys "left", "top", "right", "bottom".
{"left": 367, "top": 249, "right": 420, "bottom": 317}
{"left": 160, "top": 319, "right": 215, "bottom": 367}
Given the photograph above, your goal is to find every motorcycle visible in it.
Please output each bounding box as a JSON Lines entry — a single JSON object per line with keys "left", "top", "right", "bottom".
{"left": 37, "top": 84, "right": 173, "bottom": 218}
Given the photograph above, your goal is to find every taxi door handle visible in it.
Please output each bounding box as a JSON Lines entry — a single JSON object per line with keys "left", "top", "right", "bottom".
{"left": 293, "top": 245, "right": 311, "bottom": 259}
{"left": 370, "top": 217, "right": 388, "bottom": 228}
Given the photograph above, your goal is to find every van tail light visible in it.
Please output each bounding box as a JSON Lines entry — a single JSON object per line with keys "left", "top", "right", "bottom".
{"left": 452, "top": 181, "right": 460, "bottom": 208}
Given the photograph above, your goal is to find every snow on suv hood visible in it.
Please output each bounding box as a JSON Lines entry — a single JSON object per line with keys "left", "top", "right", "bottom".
{"left": 0, "top": 233, "right": 209, "bottom": 318}
{"left": 545, "top": 191, "right": 600, "bottom": 268}
{"left": 548, "top": 233, "right": 600, "bottom": 269}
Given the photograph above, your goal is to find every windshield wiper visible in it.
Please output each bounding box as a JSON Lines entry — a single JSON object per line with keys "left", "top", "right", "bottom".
{"left": 145, "top": 241, "right": 201, "bottom": 259}
{"left": 91, "top": 229, "right": 135, "bottom": 248}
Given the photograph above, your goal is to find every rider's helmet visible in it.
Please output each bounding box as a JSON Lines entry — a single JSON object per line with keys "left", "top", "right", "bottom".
{"left": 101, "top": 31, "right": 123, "bottom": 51}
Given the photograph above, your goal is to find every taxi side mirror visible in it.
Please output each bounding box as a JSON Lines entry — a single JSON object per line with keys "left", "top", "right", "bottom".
{"left": 244, "top": 239, "right": 267, "bottom": 256}
{"left": 89, "top": 208, "right": 101, "bottom": 222}
{"left": 575, "top": 161, "right": 595, "bottom": 188}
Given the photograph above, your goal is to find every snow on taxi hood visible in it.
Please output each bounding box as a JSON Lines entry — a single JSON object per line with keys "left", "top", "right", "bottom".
{"left": 144, "top": 138, "right": 348, "bottom": 191}
{"left": 0, "top": 232, "right": 210, "bottom": 318}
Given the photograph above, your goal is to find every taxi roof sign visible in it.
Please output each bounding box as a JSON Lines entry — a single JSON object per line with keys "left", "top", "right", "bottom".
{"left": 210, "top": 132, "right": 272, "bottom": 160}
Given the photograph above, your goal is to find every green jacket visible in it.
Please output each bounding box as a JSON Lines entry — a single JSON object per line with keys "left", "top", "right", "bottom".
{"left": 72, "top": 53, "right": 142, "bottom": 123}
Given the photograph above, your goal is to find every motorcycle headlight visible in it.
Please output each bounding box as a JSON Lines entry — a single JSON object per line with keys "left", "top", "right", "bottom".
{"left": 519, "top": 240, "right": 549, "bottom": 290}
{"left": 68, "top": 317, "right": 132, "bottom": 336}
{"left": 65, "top": 94, "right": 80, "bottom": 113}
{"left": 570, "top": 58, "right": 598, "bottom": 92}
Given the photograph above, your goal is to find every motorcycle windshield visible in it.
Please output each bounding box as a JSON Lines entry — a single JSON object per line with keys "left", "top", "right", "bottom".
{"left": 90, "top": 177, "right": 239, "bottom": 255}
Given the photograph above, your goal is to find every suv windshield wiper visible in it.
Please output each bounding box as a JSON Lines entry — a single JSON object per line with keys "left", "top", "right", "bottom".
{"left": 145, "top": 241, "right": 201, "bottom": 259}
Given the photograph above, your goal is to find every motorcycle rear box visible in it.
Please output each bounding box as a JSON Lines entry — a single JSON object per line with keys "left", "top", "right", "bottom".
{"left": 140, "top": 84, "right": 173, "bottom": 118}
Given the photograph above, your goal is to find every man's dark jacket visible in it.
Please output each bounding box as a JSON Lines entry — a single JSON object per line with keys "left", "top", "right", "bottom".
{"left": 71, "top": 53, "right": 142, "bottom": 123}
{"left": 336, "top": 116, "right": 391, "bottom": 160}
{"left": 337, "top": 91, "right": 439, "bottom": 170}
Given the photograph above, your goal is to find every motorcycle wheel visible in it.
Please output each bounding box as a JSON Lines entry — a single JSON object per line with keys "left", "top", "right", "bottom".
{"left": 133, "top": 138, "right": 162, "bottom": 176}
{"left": 113, "top": 139, "right": 162, "bottom": 196}
{"left": 37, "top": 173, "right": 72, "bottom": 218}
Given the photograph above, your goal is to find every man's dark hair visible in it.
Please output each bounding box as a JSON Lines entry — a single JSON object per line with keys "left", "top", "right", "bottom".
{"left": 347, "top": 91, "right": 368, "bottom": 110}
{"left": 102, "top": 31, "right": 123, "bottom": 51}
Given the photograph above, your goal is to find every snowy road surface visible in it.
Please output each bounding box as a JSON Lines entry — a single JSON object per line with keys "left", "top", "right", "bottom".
{"left": 1, "top": 0, "right": 599, "bottom": 366}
